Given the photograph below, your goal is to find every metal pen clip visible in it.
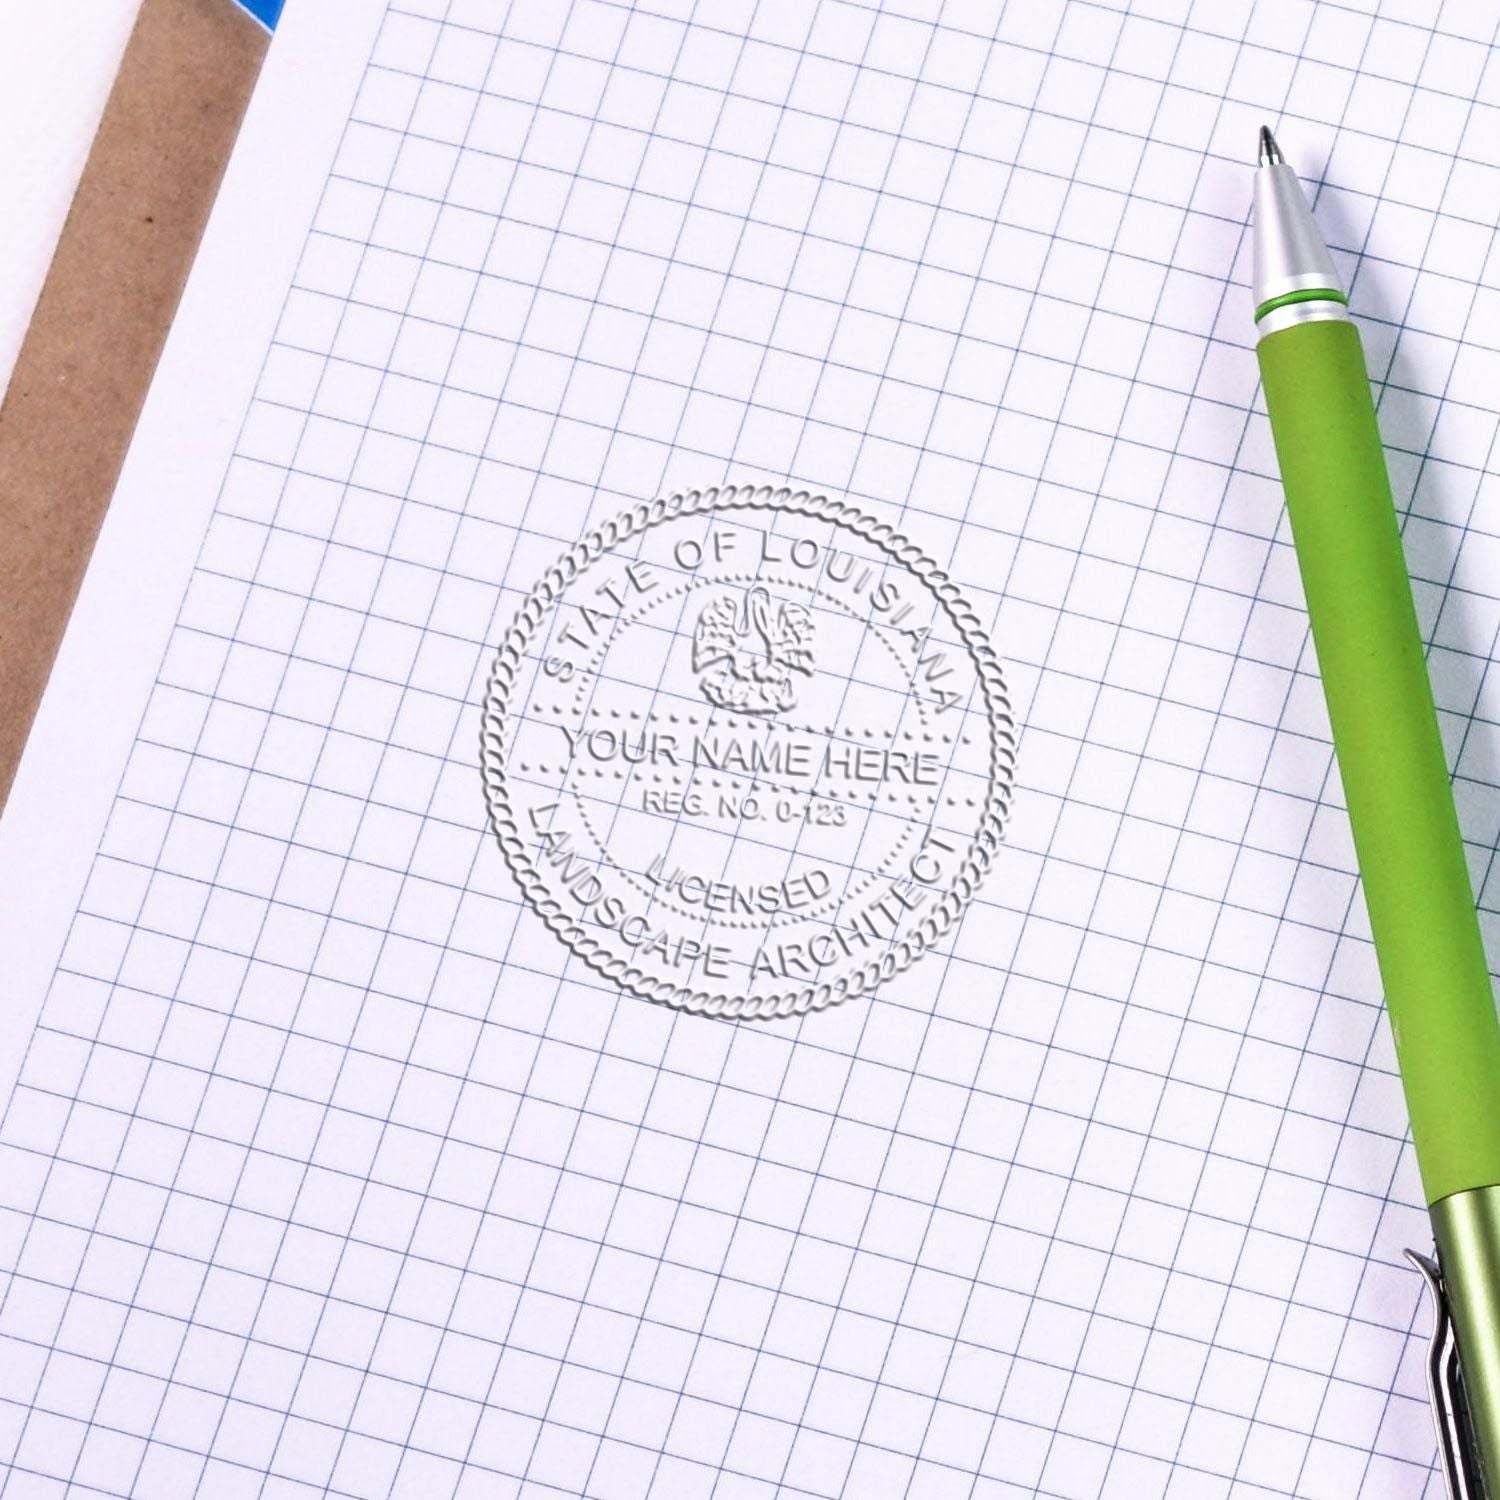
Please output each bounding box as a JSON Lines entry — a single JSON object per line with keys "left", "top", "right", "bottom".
{"left": 1408, "top": 1248, "right": 1487, "bottom": 1499}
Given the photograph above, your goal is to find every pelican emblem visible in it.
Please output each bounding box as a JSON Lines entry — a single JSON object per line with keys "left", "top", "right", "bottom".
{"left": 692, "top": 585, "right": 814, "bottom": 715}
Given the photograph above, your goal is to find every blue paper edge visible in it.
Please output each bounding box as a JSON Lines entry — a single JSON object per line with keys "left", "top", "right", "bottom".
{"left": 233, "top": 0, "right": 285, "bottom": 29}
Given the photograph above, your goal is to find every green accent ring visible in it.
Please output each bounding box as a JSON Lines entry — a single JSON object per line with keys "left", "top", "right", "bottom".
{"left": 1254, "top": 286, "right": 1348, "bottom": 322}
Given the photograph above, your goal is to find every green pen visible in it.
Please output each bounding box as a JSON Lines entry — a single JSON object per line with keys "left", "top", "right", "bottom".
{"left": 1253, "top": 126, "right": 1500, "bottom": 1498}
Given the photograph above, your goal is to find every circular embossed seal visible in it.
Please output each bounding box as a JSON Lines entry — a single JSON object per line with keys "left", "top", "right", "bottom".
{"left": 481, "top": 485, "right": 1015, "bottom": 1020}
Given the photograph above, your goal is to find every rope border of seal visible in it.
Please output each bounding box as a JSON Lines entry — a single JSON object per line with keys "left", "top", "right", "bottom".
{"left": 480, "top": 484, "right": 1018, "bottom": 1021}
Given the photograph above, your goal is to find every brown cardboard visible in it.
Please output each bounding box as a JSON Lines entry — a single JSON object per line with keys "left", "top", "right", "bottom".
{"left": 0, "top": 0, "right": 268, "bottom": 809}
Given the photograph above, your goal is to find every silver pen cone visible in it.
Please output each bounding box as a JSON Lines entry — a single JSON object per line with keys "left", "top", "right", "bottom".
{"left": 1251, "top": 127, "right": 1347, "bottom": 337}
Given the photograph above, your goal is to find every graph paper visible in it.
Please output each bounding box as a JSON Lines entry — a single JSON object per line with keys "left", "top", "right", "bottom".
{"left": 4, "top": 0, "right": 1500, "bottom": 1494}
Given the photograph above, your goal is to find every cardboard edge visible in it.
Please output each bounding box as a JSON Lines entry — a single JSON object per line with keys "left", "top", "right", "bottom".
{"left": 0, "top": 0, "right": 269, "bottom": 810}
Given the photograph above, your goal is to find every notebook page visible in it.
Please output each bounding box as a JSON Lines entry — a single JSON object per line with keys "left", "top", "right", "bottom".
{"left": 4, "top": 1, "right": 1499, "bottom": 1495}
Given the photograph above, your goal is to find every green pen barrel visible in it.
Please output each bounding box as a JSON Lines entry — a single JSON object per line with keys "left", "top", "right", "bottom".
{"left": 1258, "top": 316, "right": 1500, "bottom": 1208}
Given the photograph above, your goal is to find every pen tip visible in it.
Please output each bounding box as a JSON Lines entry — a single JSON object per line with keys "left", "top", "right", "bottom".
{"left": 1258, "top": 125, "right": 1284, "bottom": 167}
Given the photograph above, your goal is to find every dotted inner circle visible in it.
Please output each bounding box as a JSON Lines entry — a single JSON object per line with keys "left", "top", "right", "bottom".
{"left": 564, "top": 570, "right": 935, "bottom": 928}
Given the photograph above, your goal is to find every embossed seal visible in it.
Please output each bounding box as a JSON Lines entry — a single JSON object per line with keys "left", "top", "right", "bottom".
{"left": 481, "top": 485, "right": 1016, "bottom": 1020}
